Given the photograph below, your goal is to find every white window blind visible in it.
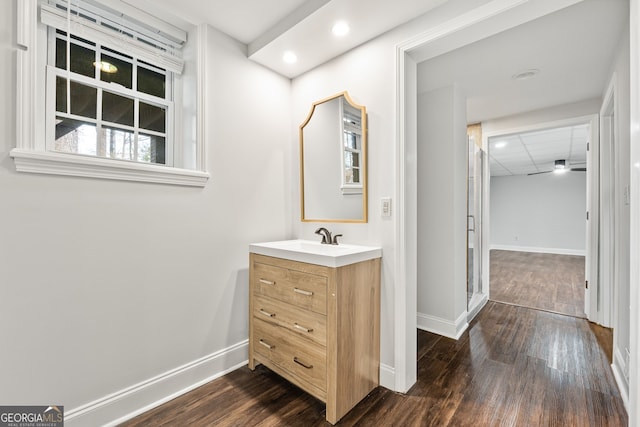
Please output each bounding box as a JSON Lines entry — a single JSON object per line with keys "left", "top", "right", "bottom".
{"left": 40, "top": 0, "right": 186, "bottom": 74}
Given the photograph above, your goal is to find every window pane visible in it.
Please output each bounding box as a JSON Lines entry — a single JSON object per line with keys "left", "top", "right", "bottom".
{"left": 99, "top": 54, "right": 132, "bottom": 88}
{"left": 55, "top": 118, "right": 97, "bottom": 155}
{"left": 102, "top": 91, "right": 134, "bottom": 126}
{"left": 344, "top": 132, "right": 359, "bottom": 150}
{"left": 351, "top": 152, "right": 360, "bottom": 168}
{"left": 101, "top": 126, "right": 136, "bottom": 161}
{"left": 344, "top": 168, "right": 353, "bottom": 184}
{"left": 55, "top": 38, "right": 66, "bottom": 70}
{"left": 56, "top": 77, "right": 67, "bottom": 113}
{"left": 352, "top": 168, "right": 360, "bottom": 183}
{"left": 139, "top": 134, "right": 166, "bottom": 164}
{"left": 68, "top": 42, "right": 96, "bottom": 77}
{"left": 138, "top": 66, "right": 165, "bottom": 98}
{"left": 344, "top": 152, "right": 360, "bottom": 184}
{"left": 139, "top": 102, "right": 166, "bottom": 133}
{"left": 69, "top": 81, "right": 97, "bottom": 118}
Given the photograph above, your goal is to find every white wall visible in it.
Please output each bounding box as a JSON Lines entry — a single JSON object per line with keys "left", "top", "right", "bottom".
{"left": 490, "top": 172, "right": 587, "bottom": 255}
{"left": 609, "top": 21, "right": 632, "bottom": 405}
{"left": 628, "top": 0, "right": 640, "bottom": 422}
{"left": 291, "top": 41, "right": 398, "bottom": 383}
{"left": 0, "top": 2, "right": 292, "bottom": 424}
{"left": 416, "top": 85, "right": 468, "bottom": 337}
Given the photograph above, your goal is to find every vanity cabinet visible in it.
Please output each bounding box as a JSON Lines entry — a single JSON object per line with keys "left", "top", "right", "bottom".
{"left": 248, "top": 252, "right": 381, "bottom": 425}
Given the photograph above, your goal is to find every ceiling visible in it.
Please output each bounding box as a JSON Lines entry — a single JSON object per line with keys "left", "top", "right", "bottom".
{"left": 488, "top": 124, "right": 589, "bottom": 177}
{"left": 119, "top": 0, "right": 628, "bottom": 177}
{"left": 122, "top": 0, "right": 448, "bottom": 78}
{"left": 418, "top": 0, "right": 627, "bottom": 177}
{"left": 417, "top": 0, "right": 628, "bottom": 124}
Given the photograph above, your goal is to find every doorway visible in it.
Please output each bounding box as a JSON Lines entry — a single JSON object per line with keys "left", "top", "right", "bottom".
{"left": 484, "top": 120, "right": 594, "bottom": 318}
{"left": 393, "top": 0, "right": 632, "bottom": 397}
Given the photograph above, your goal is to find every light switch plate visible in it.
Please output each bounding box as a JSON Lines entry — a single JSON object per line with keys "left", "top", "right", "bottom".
{"left": 381, "top": 197, "right": 392, "bottom": 217}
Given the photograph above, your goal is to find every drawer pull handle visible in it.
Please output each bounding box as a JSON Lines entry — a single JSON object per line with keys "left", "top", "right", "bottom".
{"left": 259, "top": 339, "right": 274, "bottom": 350}
{"left": 294, "top": 287, "right": 313, "bottom": 296}
{"left": 293, "top": 357, "right": 313, "bottom": 369}
{"left": 259, "top": 279, "right": 275, "bottom": 285}
{"left": 294, "top": 323, "right": 313, "bottom": 333}
{"left": 259, "top": 309, "right": 275, "bottom": 318}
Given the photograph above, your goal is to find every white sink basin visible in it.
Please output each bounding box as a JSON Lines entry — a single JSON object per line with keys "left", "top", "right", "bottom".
{"left": 250, "top": 239, "right": 382, "bottom": 268}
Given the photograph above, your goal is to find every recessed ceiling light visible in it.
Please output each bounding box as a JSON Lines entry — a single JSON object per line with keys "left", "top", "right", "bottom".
{"left": 282, "top": 51, "right": 298, "bottom": 64}
{"left": 332, "top": 21, "right": 350, "bottom": 37}
{"left": 494, "top": 141, "right": 507, "bottom": 148}
{"left": 512, "top": 68, "right": 540, "bottom": 80}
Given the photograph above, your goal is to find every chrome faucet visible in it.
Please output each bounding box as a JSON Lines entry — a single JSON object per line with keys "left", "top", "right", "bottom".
{"left": 315, "top": 228, "right": 342, "bottom": 245}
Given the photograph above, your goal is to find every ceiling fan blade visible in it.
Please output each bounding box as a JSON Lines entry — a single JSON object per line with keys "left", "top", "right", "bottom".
{"left": 527, "top": 171, "right": 552, "bottom": 176}
{"left": 570, "top": 167, "right": 586, "bottom": 172}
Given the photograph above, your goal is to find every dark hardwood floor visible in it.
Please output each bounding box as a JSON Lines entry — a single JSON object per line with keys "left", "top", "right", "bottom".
{"left": 490, "top": 250, "right": 586, "bottom": 318}
{"left": 122, "top": 302, "right": 626, "bottom": 426}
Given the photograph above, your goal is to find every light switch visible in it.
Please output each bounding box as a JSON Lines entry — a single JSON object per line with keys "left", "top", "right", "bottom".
{"left": 381, "top": 197, "right": 392, "bottom": 217}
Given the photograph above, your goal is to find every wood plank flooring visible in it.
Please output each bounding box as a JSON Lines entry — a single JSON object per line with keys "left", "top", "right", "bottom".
{"left": 121, "top": 302, "right": 626, "bottom": 426}
{"left": 490, "top": 250, "right": 586, "bottom": 318}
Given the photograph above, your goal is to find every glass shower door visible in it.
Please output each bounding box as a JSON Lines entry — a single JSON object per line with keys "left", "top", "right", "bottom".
{"left": 467, "top": 133, "right": 484, "bottom": 311}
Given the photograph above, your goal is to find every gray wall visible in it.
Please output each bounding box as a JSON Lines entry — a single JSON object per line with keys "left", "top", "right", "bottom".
{"left": 490, "top": 172, "right": 587, "bottom": 255}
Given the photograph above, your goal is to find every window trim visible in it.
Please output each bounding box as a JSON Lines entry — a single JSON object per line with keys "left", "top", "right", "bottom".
{"left": 11, "top": 0, "right": 209, "bottom": 187}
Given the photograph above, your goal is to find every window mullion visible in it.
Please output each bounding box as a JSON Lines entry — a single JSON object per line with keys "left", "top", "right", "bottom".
{"left": 97, "top": 87, "right": 104, "bottom": 158}
{"left": 134, "top": 99, "right": 139, "bottom": 162}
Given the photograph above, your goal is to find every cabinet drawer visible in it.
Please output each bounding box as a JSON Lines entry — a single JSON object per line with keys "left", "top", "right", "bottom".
{"left": 253, "top": 262, "right": 327, "bottom": 315}
{"left": 253, "top": 294, "right": 326, "bottom": 346}
{"left": 253, "top": 318, "right": 326, "bottom": 392}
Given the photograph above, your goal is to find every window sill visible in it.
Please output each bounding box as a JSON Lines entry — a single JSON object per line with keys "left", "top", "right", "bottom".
{"left": 10, "top": 148, "right": 210, "bottom": 187}
{"left": 341, "top": 186, "right": 363, "bottom": 195}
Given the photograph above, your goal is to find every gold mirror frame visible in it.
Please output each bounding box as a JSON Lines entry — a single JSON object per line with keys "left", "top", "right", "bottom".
{"left": 299, "top": 91, "right": 368, "bottom": 223}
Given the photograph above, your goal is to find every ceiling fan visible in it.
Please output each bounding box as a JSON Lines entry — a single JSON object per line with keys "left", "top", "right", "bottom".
{"left": 527, "top": 159, "right": 586, "bottom": 175}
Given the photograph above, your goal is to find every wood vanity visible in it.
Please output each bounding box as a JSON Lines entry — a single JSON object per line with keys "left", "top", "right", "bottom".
{"left": 248, "top": 242, "right": 381, "bottom": 425}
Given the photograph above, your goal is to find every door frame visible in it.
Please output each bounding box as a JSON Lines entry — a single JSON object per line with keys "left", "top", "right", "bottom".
{"left": 597, "top": 74, "right": 617, "bottom": 328}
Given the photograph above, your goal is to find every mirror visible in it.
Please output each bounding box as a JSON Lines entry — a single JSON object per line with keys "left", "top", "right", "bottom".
{"left": 300, "top": 92, "right": 368, "bottom": 222}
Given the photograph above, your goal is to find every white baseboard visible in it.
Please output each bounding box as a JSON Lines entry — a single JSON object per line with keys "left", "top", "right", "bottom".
{"left": 379, "top": 363, "right": 395, "bottom": 391}
{"left": 490, "top": 244, "right": 585, "bottom": 256}
{"left": 612, "top": 348, "right": 630, "bottom": 413}
{"left": 417, "top": 311, "right": 468, "bottom": 340}
{"left": 65, "top": 340, "right": 249, "bottom": 427}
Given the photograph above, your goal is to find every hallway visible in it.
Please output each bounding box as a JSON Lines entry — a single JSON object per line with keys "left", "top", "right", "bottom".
{"left": 122, "top": 302, "right": 626, "bottom": 426}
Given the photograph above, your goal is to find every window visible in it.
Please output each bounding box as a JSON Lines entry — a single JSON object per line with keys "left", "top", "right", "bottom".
{"left": 49, "top": 30, "right": 171, "bottom": 165}
{"left": 12, "top": 0, "right": 209, "bottom": 186}
{"left": 340, "top": 100, "right": 363, "bottom": 194}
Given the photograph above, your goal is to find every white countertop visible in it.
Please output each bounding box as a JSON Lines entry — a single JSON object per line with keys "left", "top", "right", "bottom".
{"left": 249, "top": 239, "right": 382, "bottom": 268}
